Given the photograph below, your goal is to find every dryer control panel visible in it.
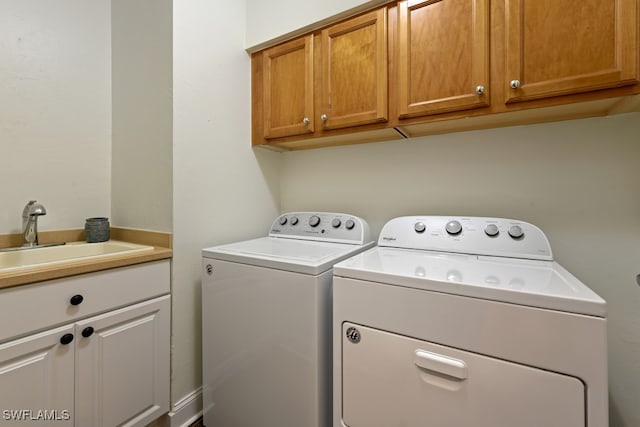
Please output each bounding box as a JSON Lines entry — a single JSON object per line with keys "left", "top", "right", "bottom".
{"left": 270, "top": 212, "right": 373, "bottom": 245}
{"left": 378, "top": 216, "right": 552, "bottom": 261}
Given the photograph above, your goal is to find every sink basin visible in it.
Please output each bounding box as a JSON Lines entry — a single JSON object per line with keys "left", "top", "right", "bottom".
{"left": 0, "top": 241, "right": 154, "bottom": 273}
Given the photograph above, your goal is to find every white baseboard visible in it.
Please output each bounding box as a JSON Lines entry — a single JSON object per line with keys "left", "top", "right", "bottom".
{"left": 150, "top": 387, "right": 203, "bottom": 427}
{"left": 169, "top": 387, "right": 203, "bottom": 427}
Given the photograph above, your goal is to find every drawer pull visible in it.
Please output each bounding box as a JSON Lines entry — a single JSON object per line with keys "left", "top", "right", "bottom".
{"left": 60, "top": 333, "right": 74, "bottom": 345}
{"left": 81, "top": 327, "right": 95, "bottom": 338}
{"left": 70, "top": 294, "right": 84, "bottom": 305}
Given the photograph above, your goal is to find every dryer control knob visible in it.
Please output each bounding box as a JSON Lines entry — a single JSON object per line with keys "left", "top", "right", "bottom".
{"left": 345, "top": 219, "right": 355, "bottom": 230}
{"left": 414, "top": 222, "right": 426, "bottom": 233}
{"left": 332, "top": 218, "right": 342, "bottom": 228}
{"left": 290, "top": 216, "right": 299, "bottom": 226}
{"left": 508, "top": 225, "right": 524, "bottom": 239}
{"left": 445, "top": 220, "right": 462, "bottom": 235}
{"left": 485, "top": 224, "right": 499, "bottom": 237}
{"left": 278, "top": 216, "right": 287, "bottom": 226}
{"left": 309, "top": 215, "right": 321, "bottom": 227}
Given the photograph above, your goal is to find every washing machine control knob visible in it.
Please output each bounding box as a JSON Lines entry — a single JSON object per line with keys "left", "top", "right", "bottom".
{"left": 414, "top": 222, "right": 426, "bottom": 233}
{"left": 445, "top": 220, "right": 462, "bottom": 235}
{"left": 345, "top": 219, "right": 356, "bottom": 230}
{"left": 332, "top": 218, "right": 342, "bottom": 228}
{"left": 290, "top": 216, "right": 299, "bottom": 225}
{"left": 309, "top": 215, "right": 321, "bottom": 227}
{"left": 278, "top": 216, "right": 287, "bottom": 226}
{"left": 485, "top": 224, "right": 499, "bottom": 237}
{"left": 508, "top": 225, "right": 524, "bottom": 239}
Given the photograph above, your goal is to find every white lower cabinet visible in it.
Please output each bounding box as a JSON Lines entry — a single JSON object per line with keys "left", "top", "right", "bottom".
{"left": 76, "top": 296, "right": 170, "bottom": 427}
{"left": 0, "top": 325, "right": 75, "bottom": 426}
{"left": 0, "top": 260, "right": 170, "bottom": 427}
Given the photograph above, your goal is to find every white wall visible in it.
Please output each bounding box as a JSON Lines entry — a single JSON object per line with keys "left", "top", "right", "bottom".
{"left": 245, "top": 0, "right": 390, "bottom": 49}
{"left": 0, "top": 0, "right": 111, "bottom": 233}
{"left": 111, "top": 0, "right": 173, "bottom": 232}
{"left": 279, "top": 113, "right": 640, "bottom": 426}
{"left": 173, "top": 0, "right": 281, "bottom": 405}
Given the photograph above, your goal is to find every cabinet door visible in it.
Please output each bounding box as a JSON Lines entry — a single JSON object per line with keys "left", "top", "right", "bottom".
{"left": 320, "top": 9, "right": 388, "bottom": 130}
{"left": 505, "top": 0, "right": 639, "bottom": 103}
{"left": 397, "top": 0, "right": 490, "bottom": 118}
{"left": 262, "top": 35, "right": 314, "bottom": 139}
{"left": 0, "top": 325, "right": 74, "bottom": 426}
{"left": 75, "top": 296, "right": 170, "bottom": 427}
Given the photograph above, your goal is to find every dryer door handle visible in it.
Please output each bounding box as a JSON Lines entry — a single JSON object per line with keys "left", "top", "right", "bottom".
{"left": 414, "top": 349, "right": 468, "bottom": 380}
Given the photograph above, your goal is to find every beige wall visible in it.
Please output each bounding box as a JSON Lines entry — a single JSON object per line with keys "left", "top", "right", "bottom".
{"left": 0, "top": 0, "right": 111, "bottom": 233}
{"left": 0, "top": 0, "right": 173, "bottom": 236}
{"left": 279, "top": 113, "right": 640, "bottom": 426}
{"left": 172, "top": 0, "right": 281, "bottom": 406}
{"left": 245, "top": 0, "right": 390, "bottom": 49}
{"left": 111, "top": 0, "right": 173, "bottom": 232}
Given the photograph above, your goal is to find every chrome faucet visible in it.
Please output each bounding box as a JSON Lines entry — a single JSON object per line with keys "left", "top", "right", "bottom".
{"left": 22, "top": 200, "right": 47, "bottom": 247}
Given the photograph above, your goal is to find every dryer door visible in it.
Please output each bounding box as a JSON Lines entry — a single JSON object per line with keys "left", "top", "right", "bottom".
{"left": 341, "top": 323, "right": 585, "bottom": 427}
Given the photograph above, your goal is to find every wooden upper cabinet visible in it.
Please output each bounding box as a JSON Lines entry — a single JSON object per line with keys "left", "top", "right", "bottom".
{"left": 251, "top": 1, "right": 640, "bottom": 150}
{"left": 262, "top": 35, "right": 314, "bottom": 139}
{"left": 319, "top": 9, "right": 388, "bottom": 130}
{"left": 397, "top": 0, "right": 490, "bottom": 118}
{"left": 505, "top": 0, "right": 639, "bottom": 103}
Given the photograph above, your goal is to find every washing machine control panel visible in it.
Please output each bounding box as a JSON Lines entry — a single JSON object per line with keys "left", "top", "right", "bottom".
{"left": 269, "top": 212, "right": 372, "bottom": 244}
{"left": 378, "top": 216, "right": 552, "bottom": 260}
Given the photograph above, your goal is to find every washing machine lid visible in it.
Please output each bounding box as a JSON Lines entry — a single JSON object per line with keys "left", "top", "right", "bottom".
{"left": 333, "top": 246, "right": 606, "bottom": 317}
{"left": 203, "top": 237, "right": 375, "bottom": 275}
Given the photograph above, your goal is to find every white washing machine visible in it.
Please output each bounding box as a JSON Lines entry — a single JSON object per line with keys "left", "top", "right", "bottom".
{"left": 332, "top": 216, "right": 607, "bottom": 427}
{"left": 202, "top": 212, "right": 374, "bottom": 427}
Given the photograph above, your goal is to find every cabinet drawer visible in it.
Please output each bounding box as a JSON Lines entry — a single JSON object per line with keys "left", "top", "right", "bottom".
{"left": 0, "top": 260, "right": 170, "bottom": 343}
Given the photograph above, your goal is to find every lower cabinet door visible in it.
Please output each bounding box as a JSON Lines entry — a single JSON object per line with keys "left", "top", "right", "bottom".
{"left": 341, "top": 322, "right": 585, "bottom": 427}
{"left": 0, "top": 325, "right": 74, "bottom": 426}
{"left": 75, "top": 295, "right": 170, "bottom": 427}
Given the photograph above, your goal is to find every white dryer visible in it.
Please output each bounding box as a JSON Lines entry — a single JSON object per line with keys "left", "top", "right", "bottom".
{"left": 332, "top": 216, "right": 607, "bottom": 427}
{"left": 202, "top": 212, "right": 374, "bottom": 427}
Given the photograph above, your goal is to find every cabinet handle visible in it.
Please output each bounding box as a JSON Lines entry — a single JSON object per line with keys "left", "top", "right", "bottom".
{"left": 81, "top": 327, "right": 95, "bottom": 338}
{"left": 70, "top": 294, "right": 84, "bottom": 305}
{"left": 509, "top": 80, "right": 521, "bottom": 89}
{"left": 60, "top": 333, "right": 74, "bottom": 345}
{"left": 475, "top": 85, "right": 485, "bottom": 95}
{"left": 320, "top": 114, "right": 328, "bottom": 122}
{"left": 303, "top": 117, "right": 310, "bottom": 125}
